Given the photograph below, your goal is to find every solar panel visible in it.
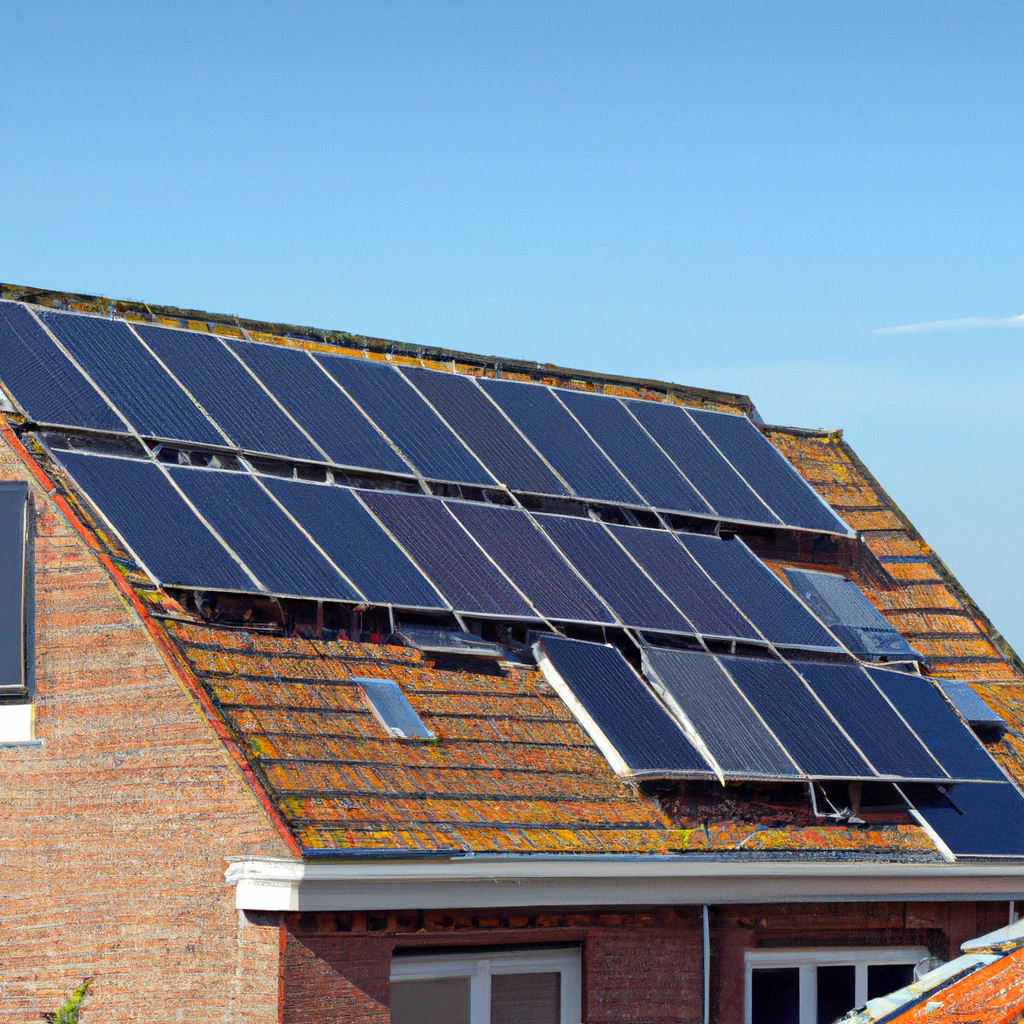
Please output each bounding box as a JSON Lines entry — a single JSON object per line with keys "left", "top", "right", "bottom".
{"left": 260, "top": 477, "right": 446, "bottom": 610}
{"left": 446, "top": 501, "right": 614, "bottom": 625}
{"left": 134, "top": 325, "right": 324, "bottom": 462}
{"left": 782, "top": 567, "right": 917, "bottom": 659}
{"left": 641, "top": 646, "right": 798, "bottom": 778}
{"left": 315, "top": 354, "right": 494, "bottom": 486}
{"left": 624, "top": 399, "right": 777, "bottom": 525}
{"left": 55, "top": 452, "right": 255, "bottom": 592}
{"left": 358, "top": 491, "right": 536, "bottom": 617}
{"left": 679, "top": 534, "right": 839, "bottom": 649}
{"left": 795, "top": 662, "right": 946, "bottom": 780}
{"left": 401, "top": 367, "right": 568, "bottom": 495}
{"left": 688, "top": 408, "right": 846, "bottom": 533}
{"left": 0, "top": 301, "right": 123, "bottom": 432}
{"left": 477, "top": 378, "right": 641, "bottom": 505}
{"left": 608, "top": 525, "right": 759, "bottom": 641}
{"left": 904, "top": 782, "right": 1024, "bottom": 858}
{"left": 868, "top": 668, "right": 1005, "bottom": 782}
{"left": 38, "top": 311, "right": 226, "bottom": 446}
{"left": 228, "top": 341, "right": 412, "bottom": 476}
{"left": 534, "top": 515, "right": 691, "bottom": 633}
{"left": 721, "top": 655, "right": 875, "bottom": 778}
{"left": 534, "top": 634, "right": 712, "bottom": 777}
{"left": 167, "top": 466, "right": 359, "bottom": 601}
{"left": 555, "top": 389, "right": 712, "bottom": 514}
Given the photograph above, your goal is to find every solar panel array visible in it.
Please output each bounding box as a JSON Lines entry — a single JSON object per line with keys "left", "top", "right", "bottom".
{"left": 0, "top": 301, "right": 849, "bottom": 533}
{"left": 48, "top": 449, "right": 845, "bottom": 651}
{"left": 536, "top": 638, "right": 1007, "bottom": 786}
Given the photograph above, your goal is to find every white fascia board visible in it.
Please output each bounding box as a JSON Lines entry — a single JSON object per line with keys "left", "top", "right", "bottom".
{"left": 225, "top": 856, "right": 1024, "bottom": 913}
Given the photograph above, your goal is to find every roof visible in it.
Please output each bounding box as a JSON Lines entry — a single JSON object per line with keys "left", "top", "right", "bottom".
{"left": 3, "top": 284, "right": 1023, "bottom": 864}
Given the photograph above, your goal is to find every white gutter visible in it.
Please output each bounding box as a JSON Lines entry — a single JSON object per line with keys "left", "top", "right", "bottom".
{"left": 225, "top": 856, "right": 1024, "bottom": 913}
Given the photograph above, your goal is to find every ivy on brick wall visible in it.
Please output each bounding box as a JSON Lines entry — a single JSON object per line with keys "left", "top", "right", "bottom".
{"left": 43, "top": 979, "right": 92, "bottom": 1024}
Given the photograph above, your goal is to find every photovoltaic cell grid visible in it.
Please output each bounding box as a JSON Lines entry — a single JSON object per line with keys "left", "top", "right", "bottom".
{"left": 535, "top": 634, "right": 712, "bottom": 777}
{"left": 905, "top": 782, "right": 1024, "bottom": 858}
{"left": 0, "top": 303, "right": 852, "bottom": 535}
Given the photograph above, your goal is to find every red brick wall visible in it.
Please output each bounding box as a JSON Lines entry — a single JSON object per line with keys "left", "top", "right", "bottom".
{"left": 0, "top": 435, "right": 293, "bottom": 1023}
{"left": 279, "top": 901, "right": 1004, "bottom": 1024}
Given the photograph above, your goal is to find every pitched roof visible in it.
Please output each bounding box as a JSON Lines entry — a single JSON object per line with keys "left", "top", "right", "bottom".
{"left": 3, "top": 284, "right": 1022, "bottom": 863}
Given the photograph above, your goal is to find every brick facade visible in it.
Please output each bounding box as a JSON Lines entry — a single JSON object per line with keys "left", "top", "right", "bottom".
{"left": 0, "top": 433, "right": 292, "bottom": 1023}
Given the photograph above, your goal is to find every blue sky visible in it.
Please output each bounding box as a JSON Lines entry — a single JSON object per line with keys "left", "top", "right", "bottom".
{"left": 3, "top": 2, "right": 1023, "bottom": 651}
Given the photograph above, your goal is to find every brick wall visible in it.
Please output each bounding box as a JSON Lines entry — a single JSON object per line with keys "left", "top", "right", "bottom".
{"left": 279, "top": 901, "right": 1004, "bottom": 1024}
{"left": 0, "top": 433, "right": 293, "bottom": 1023}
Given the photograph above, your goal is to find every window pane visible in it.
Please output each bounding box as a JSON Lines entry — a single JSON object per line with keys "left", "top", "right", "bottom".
{"left": 867, "top": 964, "right": 915, "bottom": 1000}
{"left": 752, "top": 968, "right": 800, "bottom": 1024}
{"left": 491, "top": 972, "right": 561, "bottom": 1024}
{"left": 816, "top": 965, "right": 856, "bottom": 1024}
{"left": 390, "top": 977, "right": 471, "bottom": 1024}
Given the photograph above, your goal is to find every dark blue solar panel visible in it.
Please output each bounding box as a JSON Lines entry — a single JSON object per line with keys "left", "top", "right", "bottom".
{"left": 868, "top": 669, "right": 1005, "bottom": 782}
{"left": 228, "top": 341, "right": 410, "bottom": 476}
{"left": 446, "top": 502, "right": 614, "bottom": 624}
{"left": 536, "top": 635, "right": 711, "bottom": 775}
{"left": 624, "top": 399, "right": 777, "bottom": 525}
{"left": 261, "top": 478, "right": 446, "bottom": 610}
{"left": 135, "top": 325, "right": 323, "bottom": 462}
{"left": 688, "top": 408, "right": 846, "bottom": 533}
{"left": 359, "top": 491, "right": 535, "bottom": 617}
{"left": 796, "top": 662, "right": 946, "bottom": 780}
{"left": 0, "top": 301, "right": 123, "bottom": 432}
{"left": 39, "top": 311, "right": 225, "bottom": 446}
{"left": 56, "top": 452, "right": 254, "bottom": 592}
{"left": 167, "top": 466, "right": 358, "bottom": 600}
{"left": 609, "top": 526, "right": 759, "bottom": 641}
{"left": 679, "top": 535, "right": 838, "bottom": 649}
{"left": 722, "top": 655, "right": 875, "bottom": 778}
{"left": 315, "top": 354, "right": 494, "bottom": 486}
{"left": 401, "top": 366, "right": 568, "bottom": 495}
{"left": 905, "top": 782, "right": 1024, "bottom": 857}
{"left": 535, "top": 515, "right": 691, "bottom": 633}
{"left": 556, "top": 389, "right": 712, "bottom": 514}
{"left": 477, "top": 378, "right": 640, "bottom": 505}
{"left": 642, "top": 647, "right": 798, "bottom": 778}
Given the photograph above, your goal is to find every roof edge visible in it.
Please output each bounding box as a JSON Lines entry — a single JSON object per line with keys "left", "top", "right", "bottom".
{"left": 0, "top": 281, "right": 754, "bottom": 413}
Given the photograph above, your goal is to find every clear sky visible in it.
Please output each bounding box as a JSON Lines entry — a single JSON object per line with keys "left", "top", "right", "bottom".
{"left": 3, "top": 3, "right": 1022, "bottom": 652}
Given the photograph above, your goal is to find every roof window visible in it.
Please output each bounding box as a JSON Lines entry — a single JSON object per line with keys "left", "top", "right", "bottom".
{"left": 356, "top": 677, "right": 435, "bottom": 740}
{"left": 938, "top": 681, "right": 1007, "bottom": 741}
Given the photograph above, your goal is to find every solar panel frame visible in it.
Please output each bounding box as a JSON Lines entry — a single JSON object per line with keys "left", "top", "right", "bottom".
{"left": 679, "top": 534, "right": 840, "bottom": 650}
{"left": 400, "top": 366, "right": 569, "bottom": 496}
{"left": 868, "top": 668, "right": 1005, "bottom": 782}
{"left": 720, "top": 654, "right": 877, "bottom": 779}
{"left": 228, "top": 341, "right": 414, "bottom": 477}
{"left": 54, "top": 451, "right": 258, "bottom": 593}
{"left": 167, "top": 465, "right": 360, "bottom": 601}
{"left": 0, "top": 301, "right": 125, "bottom": 433}
{"left": 358, "top": 491, "right": 538, "bottom": 618}
{"left": 535, "top": 634, "right": 714, "bottom": 778}
{"left": 687, "top": 407, "right": 849, "bottom": 534}
{"left": 134, "top": 324, "right": 326, "bottom": 462}
{"left": 641, "top": 646, "right": 800, "bottom": 779}
{"left": 315, "top": 353, "right": 496, "bottom": 486}
{"left": 533, "top": 514, "right": 692, "bottom": 633}
{"left": 261, "top": 477, "right": 448, "bottom": 611}
{"left": 37, "top": 311, "right": 228, "bottom": 447}
{"left": 477, "top": 377, "right": 642, "bottom": 505}
{"left": 553, "top": 388, "right": 713, "bottom": 515}
{"left": 607, "top": 525, "right": 760, "bottom": 641}
{"left": 794, "top": 661, "right": 949, "bottom": 781}
{"left": 624, "top": 398, "right": 779, "bottom": 525}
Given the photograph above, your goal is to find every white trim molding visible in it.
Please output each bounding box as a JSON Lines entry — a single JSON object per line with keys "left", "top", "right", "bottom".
{"left": 225, "top": 856, "right": 1024, "bottom": 913}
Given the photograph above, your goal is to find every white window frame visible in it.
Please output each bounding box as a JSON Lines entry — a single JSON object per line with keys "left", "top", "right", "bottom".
{"left": 744, "top": 946, "right": 929, "bottom": 1024}
{"left": 390, "top": 946, "right": 582, "bottom": 1024}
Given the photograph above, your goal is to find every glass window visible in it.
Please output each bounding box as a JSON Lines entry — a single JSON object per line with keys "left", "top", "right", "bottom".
{"left": 746, "top": 948, "right": 927, "bottom": 1024}
{"left": 391, "top": 947, "right": 581, "bottom": 1024}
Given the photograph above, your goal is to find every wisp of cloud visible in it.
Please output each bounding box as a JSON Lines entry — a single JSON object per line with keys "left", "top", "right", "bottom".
{"left": 874, "top": 314, "right": 1024, "bottom": 334}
